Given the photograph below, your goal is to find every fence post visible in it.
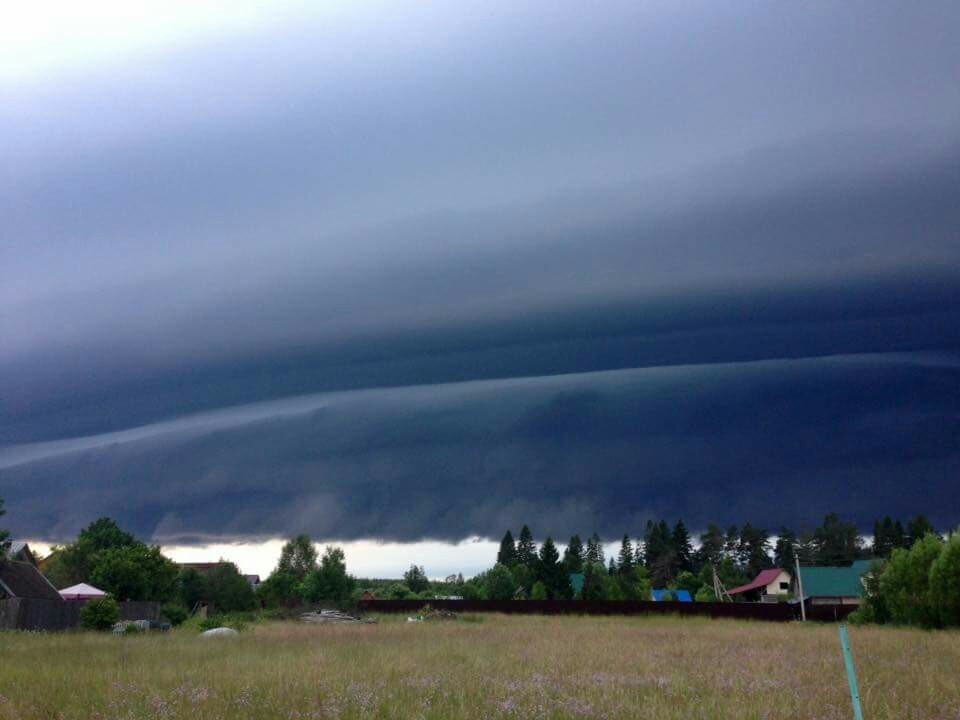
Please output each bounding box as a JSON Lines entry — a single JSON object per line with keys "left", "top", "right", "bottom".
{"left": 838, "top": 624, "right": 865, "bottom": 720}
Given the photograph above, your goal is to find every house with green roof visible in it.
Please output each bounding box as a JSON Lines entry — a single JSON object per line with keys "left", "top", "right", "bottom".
{"left": 794, "top": 560, "right": 873, "bottom": 605}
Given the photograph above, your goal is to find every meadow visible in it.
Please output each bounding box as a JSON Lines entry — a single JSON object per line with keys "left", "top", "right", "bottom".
{"left": 1, "top": 615, "right": 958, "bottom": 720}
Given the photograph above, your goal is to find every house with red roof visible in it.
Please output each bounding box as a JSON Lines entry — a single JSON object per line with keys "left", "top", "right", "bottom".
{"left": 727, "top": 568, "right": 792, "bottom": 602}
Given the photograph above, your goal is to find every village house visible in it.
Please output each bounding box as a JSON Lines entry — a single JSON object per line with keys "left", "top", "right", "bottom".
{"left": 0, "top": 559, "right": 63, "bottom": 602}
{"left": 794, "top": 560, "right": 871, "bottom": 605}
{"left": 727, "top": 568, "right": 792, "bottom": 602}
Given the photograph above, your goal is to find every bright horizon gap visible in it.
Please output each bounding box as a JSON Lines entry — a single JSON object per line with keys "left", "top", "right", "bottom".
{"left": 20, "top": 537, "right": 655, "bottom": 580}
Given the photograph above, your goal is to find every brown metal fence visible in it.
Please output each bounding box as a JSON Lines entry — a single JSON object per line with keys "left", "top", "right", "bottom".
{"left": 358, "top": 598, "right": 800, "bottom": 621}
{"left": 358, "top": 599, "right": 859, "bottom": 622}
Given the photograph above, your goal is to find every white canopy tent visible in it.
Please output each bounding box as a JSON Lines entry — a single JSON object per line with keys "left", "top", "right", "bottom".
{"left": 59, "top": 583, "right": 107, "bottom": 600}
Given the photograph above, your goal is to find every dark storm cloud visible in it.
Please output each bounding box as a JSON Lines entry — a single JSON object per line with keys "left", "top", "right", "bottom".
{"left": 2, "top": 353, "right": 958, "bottom": 542}
{"left": 2, "top": 1, "right": 960, "bottom": 541}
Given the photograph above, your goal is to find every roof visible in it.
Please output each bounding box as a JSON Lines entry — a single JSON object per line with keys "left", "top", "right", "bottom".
{"left": 728, "top": 568, "right": 787, "bottom": 596}
{"left": 8, "top": 542, "right": 37, "bottom": 566}
{"left": 569, "top": 573, "right": 584, "bottom": 596}
{"left": 59, "top": 583, "right": 107, "bottom": 599}
{"left": 797, "top": 564, "right": 868, "bottom": 599}
{"left": 0, "top": 560, "right": 63, "bottom": 600}
{"left": 651, "top": 589, "right": 693, "bottom": 602}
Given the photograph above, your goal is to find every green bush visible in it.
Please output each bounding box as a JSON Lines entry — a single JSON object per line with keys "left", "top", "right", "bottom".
{"left": 161, "top": 603, "right": 188, "bottom": 626}
{"left": 530, "top": 581, "right": 548, "bottom": 600}
{"left": 80, "top": 596, "right": 120, "bottom": 630}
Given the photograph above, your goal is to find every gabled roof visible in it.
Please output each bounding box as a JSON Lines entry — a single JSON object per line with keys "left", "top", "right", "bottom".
{"left": 8, "top": 542, "right": 38, "bottom": 566}
{"left": 728, "top": 568, "right": 787, "bottom": 596}
{"left": 797, "top": 564, "right": 868, "bottom": 598}
{"left": 0, "top": 560, "right": 63, "bottom": 601}
{"left": 651, "top": 589, "right": 693, "bottom": 602}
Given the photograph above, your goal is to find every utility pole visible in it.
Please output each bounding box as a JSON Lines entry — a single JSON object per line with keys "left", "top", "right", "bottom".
{"left": 712, "top": 566, "right": 732, "bottom": 602}
{"left": 794, "top": 553, "right": 806, "bottom": 621}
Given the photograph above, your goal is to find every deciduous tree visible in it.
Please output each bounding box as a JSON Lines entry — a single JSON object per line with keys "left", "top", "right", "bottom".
{"left": 277, "top": 535, "right": 318, "bottom": 580}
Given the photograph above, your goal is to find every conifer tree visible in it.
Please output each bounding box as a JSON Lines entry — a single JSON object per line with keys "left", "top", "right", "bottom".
{"left": 695, "top": 524, "right": 725, "bottom": 568}
{"left": 644, "top": 520, "right": 673, "bottom": 572}
{"left": 773, "top": 527, "right": 797, "bottom": 567}
{"left": 906, "top": 515, "right": 936, "bottom": 548}
{"left": 724, "top": 525, "right": 740, "bottom": 559}
{"left": 872, "top": 517, "right": 895, "bottom": 558}
{"left": 585, "top": 533, "right": 605, "bottom": 566}
{"left": 537, "top": 537, "right": 572, "bottom": 598}
{"left": 607, "top": 557, "right": 617, "bottom": 575}
{"left": 672, "top": 520, "right": 693, "bottom": 572}
{"left": 739, "top": 523, "right": 772, "bottom": 576}
{"left": 617, "top": 534, "right": 634, "bottom": 576}
{"left": 562, "top": 534, "right": 585, "bottom": 573}
{"left": 516, "top": 525, "right": 538, "bottom": 569}
{"left": 892, "top": 520, "right": 906, "bottom": 550}
{"left": 497, "top": 530, "right": 517, "bottom": 566}
{"left": 813, "top": 513, "right": 861, "bottom": 565}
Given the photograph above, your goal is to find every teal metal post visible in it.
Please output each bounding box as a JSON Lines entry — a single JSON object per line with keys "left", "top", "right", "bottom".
{"left": 838, "top": 624, "right": 865, "bottom": 720}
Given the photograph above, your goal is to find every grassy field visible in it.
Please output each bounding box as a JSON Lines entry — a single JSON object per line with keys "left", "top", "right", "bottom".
{"left": 1, "top": 615, "right": 958, "bottom": 720}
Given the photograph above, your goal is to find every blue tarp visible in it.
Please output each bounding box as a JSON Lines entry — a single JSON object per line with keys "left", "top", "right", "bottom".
{"left": 651, "top": 589, "right": 693, "bottom": 602}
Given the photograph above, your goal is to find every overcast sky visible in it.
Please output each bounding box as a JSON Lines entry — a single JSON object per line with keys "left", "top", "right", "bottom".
{"left": 2, "top": 1, "right": 959, "bottom": 577}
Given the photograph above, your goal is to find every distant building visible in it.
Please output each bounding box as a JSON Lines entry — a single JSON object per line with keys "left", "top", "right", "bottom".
{"left": 794, "top": 560, "right": 872, "bottom": 606}
{"left": 727, "top": 568, "right": 792, "bottom": 602}
{"left": 244, "top": 574, "right": 261, "bottom": 590}
{"left": 651, "top": 589, "right": 693, "bottom": 602}
{"left": 0, "top": 560, "right": 63, "bottom": 601}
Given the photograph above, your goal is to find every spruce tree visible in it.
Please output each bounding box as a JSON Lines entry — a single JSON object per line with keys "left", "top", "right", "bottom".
{"left": 672, "top": 520, "right": 693, "bottom": 572}
{"left": 607, "top": 557, "right": 617, "bottom": 575}
{"left": 739, "top": 523, "right": 772, "bottom": 577}
{"left": 497, "top": 530, "right": 517, "bottom": 566}
{"left": 617, "top": 534, "right": 634, "bottom": 576}
{"left": 813, "top": 513, "right": 861, "bottom": 565}
{"left": 773, "top": 527, "right": 797, "bottom": 567}
{"left": 892, "top": 520, "right": 906, "bottom": 550}
{"left": 906, "top": 515, "right": 936, "bottom": 548}
{"left": 644, "top": 520, "right": 673, "bottom": 573}
{"left": 585, "top": 533, "right": 605, "bottom": 566}
{"left": 562, "top": 534, "right": 585, "bottom": 573}
{"left": 872, "top": 517, "right": 895, "bottom": 558}
{"left": 516, "top": 525, "right": 538, "bottom": 569}
{"left": 537, "top": 537, "right": 571, "bottom": 598}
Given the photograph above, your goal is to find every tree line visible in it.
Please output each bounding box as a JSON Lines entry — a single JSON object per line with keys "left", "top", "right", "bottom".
{"left": 476, "top": 512, "right": 940, "bottom": 603}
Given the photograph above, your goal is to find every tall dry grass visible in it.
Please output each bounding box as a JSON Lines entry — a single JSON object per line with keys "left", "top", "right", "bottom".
{"left": 1, "top": 615, "right": 958, "bottom": 719}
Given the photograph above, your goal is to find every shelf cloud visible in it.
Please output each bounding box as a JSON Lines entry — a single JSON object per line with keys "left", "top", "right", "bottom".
{"left": 2, "top": 1, "right": 959, "bottom": 543}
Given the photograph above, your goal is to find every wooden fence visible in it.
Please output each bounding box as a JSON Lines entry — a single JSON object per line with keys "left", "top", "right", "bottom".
{"left": 358, "top": 598, "right": 858, "bottom": 622}
{"left": 0, "top": 598, "right": 161, "bottom": 631}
